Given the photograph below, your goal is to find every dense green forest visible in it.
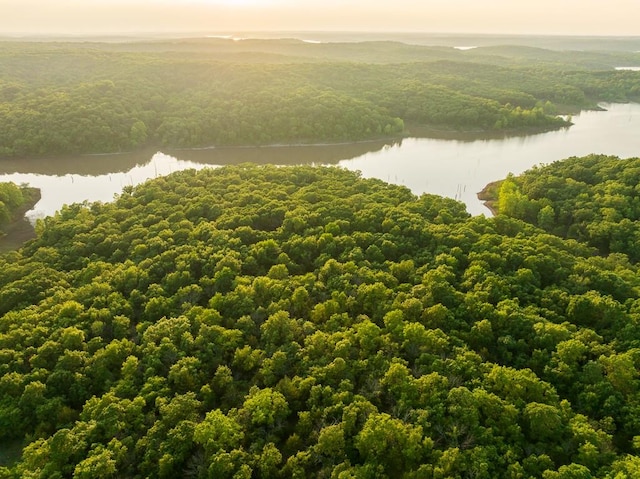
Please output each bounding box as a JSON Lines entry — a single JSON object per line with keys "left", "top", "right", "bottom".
{"left": 488, "top": 155, "right": 640, "bottom": 263}
{"left": 0, "top": 182, "right": 34, "bottom": 233}
{"left": 1, "top": 38, "right": 639, "bottom": 157}
{"left": 2, "top": 164, "right": 640, "bottom": 477}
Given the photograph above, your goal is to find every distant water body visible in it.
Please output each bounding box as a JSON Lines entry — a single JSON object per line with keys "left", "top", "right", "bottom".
{"left": 197, "top": 32, "right": 640, "bottom": 51}
{"left": 0, "top": 103, "right": 639, "bottom": 232}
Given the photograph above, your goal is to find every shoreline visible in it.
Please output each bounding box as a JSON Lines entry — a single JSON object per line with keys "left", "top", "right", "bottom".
{"left": 0, "top": 119, "right": 575, "bottom": 162}
{"left": 477, "top": 180, "right": 502, "bottom": 216}
{"left": 166, "top": 136, "right": 405, "bottom": 152}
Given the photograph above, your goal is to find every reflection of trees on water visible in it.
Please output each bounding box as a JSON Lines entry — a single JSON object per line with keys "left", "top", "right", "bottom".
{"left": 0, "top": 140, "right": 399, "bottom": 176}
{"left": 165, "top": 139, "right": 399, "bottom": 166}
{"left": 0, "top": 122, "right": 578, "bottom": 177}
{"left": 405, "top": 125, "right": 571, "bottom": 142}
{"left": 0, "top": 149, "right": 158, "bottom": 176}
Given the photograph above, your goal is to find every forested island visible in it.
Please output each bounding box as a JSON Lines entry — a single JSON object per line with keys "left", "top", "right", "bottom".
{"left": 2, "top": 163, "right": 640, "bottom": 477}
{"left": 1, "top": 38, "right": 640, "bottom": 158}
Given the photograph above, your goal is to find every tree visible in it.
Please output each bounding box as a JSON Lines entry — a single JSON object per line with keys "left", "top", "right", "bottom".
{"left": 241, "top": 387, "right": 290, "bottom": 429}
{"left": 129, "top": 120, "right": 148, "bottom": 147}
{"left": 523, "top": 402, "right": 563, "bottom": 442}
{"left": 355, "top": 412, "right": 425, "bottom": 475}
{"left": 193, "top": 410, "right": 244, "bottom": 455}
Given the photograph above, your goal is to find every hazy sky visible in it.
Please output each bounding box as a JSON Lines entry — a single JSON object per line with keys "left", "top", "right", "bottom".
{"left": 2, "top": 0, "right": 640, "bottom": 36}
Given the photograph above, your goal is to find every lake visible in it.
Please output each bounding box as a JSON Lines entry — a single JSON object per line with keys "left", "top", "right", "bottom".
{"left": 1, "top": 102, "right": 639, "bottom": 247}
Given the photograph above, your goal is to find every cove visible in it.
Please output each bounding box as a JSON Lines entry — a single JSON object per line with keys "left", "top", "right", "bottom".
{"left": 0, "top": 103, "right": 639, "bottom": 245}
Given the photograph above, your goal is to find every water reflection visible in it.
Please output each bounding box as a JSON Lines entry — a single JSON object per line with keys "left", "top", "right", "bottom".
{"left": 164, "top": 139, "right": 397, "bottom": 166}
{"left": 0, "top": 150, "right": 156, "bottom": 176}
{"left": 0, "top": 154, "right": 210, "bottom": 221}
{"left": 339, "top": 103, "right": 640, "bottom": 216}
{"left": 0, "top": 140, "right": 395, "bottom": 177}
{"left": 1, "top": 103, "right": 639, "bottom": 249}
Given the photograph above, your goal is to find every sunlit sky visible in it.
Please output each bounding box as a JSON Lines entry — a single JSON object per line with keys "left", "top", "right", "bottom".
{"left": 2, "top": 0, "right": 640, "bottom": 36}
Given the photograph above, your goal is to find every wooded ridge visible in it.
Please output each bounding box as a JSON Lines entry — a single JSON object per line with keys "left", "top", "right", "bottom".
{"left": 2, "top": 39, "right": 639, "bottom": 158}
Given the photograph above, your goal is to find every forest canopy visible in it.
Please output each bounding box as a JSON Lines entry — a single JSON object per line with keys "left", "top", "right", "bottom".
{"left": 2, "top": 164, "right": 640, "bottom": 477}
{"left": 488, "top": 154, "right": 640, "bottom": 263}
{"left": 0, "top": 181, "right": 36, "bottom": 235}
{"left": 0, "top": 182, "right": 25, "bottom": 227}
{"left": 0, "top": 39, "right": 639, "bottom": 158}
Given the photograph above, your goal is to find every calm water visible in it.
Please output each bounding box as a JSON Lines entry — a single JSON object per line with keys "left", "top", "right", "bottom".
{"left": 1, "top": 103, "right": 639, "bottom": 230}
{"left": 342, "top": 103, "right": 640, "bottom": 215}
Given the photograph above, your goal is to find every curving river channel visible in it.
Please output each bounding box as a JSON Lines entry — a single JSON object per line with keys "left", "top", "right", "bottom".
{"left": 1, "top": 103, "right": 640, "bottom": 248}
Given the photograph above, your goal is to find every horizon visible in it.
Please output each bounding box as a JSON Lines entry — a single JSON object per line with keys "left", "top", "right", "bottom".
{"left": 2, "top": 1, "right": 640, "bottom": 37}
{"left": 3, "top": 30, "right": 640, "bottom": 39}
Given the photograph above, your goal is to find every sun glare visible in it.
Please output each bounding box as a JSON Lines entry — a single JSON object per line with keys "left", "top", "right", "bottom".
{"left": 195, "top": 0, "right": 281, "bottom": 5}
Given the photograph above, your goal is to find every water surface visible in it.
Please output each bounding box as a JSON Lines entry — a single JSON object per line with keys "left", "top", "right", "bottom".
{"left": 340, "top": 103, "right": 640, "bottom": 215}
{"left": 0, "top": 103, "right": 638, "bottom": 226}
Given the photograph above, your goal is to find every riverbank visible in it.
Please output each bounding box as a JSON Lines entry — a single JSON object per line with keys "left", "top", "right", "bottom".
{"left": 0, "top": 187, "right": 41, "bottom": 253}
{"left": 2, "top": 103, "right": 639, "bottom": 225}
{"left": 405, "top": 118, "right": 573, "bottom": 141}
{"left": 0, "top": 117, "right": 574, "bottom": 162}
{"left": 477, "top": 180, "right": 502, "bottom": 216}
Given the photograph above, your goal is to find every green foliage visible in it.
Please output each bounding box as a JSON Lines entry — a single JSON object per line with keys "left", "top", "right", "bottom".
{"left": 498, "top": 176, "right": 532, "bottom": 219}
{"left": 3, "top": 38, "right": 637, "bottom": 157}
{"left": 355, "top": 413, "right": 425, "bottom": 475}
{"left": 1, "top": 165, "right": 640, "bottom": 477}
{"left": 0, "top": 182, "right": 26, "bottom": 231}
{"left": 193, "top": 410, "right": 244, "bottom": 454}
{"left": 492, "top": 155, "right": 640, "bottom": 263}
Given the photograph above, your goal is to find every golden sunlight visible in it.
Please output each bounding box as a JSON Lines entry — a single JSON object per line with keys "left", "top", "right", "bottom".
{"left": 194, "top": 0, "right": 282, "bottom": 5}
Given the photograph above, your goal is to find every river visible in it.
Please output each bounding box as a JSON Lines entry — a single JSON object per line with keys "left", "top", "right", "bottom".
{"left": 1, "top": 102, "right": 639, "bottom": 248}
